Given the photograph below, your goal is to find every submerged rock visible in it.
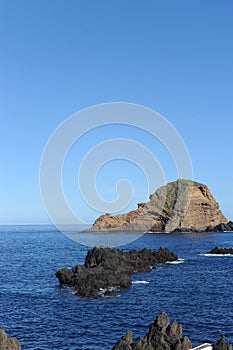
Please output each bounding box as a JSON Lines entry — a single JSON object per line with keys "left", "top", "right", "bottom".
{"left": 207, "top": 246, "right": 233, "bottom": 255}
{"left": 0, "top": 327, "right": 21, "bottom": 350}
{"left": 112, "top": 312, "right": 192, "bottom": 350}
{"left": 56, "top": 247, "right": 178, "bottom": 297}
{"left": 88, "top": 179, "right": 227, "bottom": 233}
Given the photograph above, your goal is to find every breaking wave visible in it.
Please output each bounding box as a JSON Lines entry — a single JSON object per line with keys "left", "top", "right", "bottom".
{"left": 166, "top": 259, "right": 185, "bottom": 264}
{"left": 200, "top": 253, "right": 233, "bottom": 257}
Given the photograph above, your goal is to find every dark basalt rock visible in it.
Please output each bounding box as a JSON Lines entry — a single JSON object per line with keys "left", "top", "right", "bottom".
{"left": 171, "top": 228, "right": 199, "bottom": 233}
{"left": 0, "top": 327, "right": 21, "bottom": 350}
{"left": 213, "top": 335, "right": 232, "bottom": 350}
{"left": 56, "top": 247, "right": 178, "bottom": 297}
{"left": 207, "top": 246, "right": 233, "bottom": 255}
{"left": 173, "top": 220, "right": 233, "bottom": 233}
{"left": 112, "top": 312, "right": 192, "bottom": 350}
{"left": 206, "top": 221, "right": 233, "bottom": 232}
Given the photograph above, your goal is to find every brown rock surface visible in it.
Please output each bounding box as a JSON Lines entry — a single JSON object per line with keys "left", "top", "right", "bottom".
{"left": 89, "top": 179, "right": 227, "bottom": 233}
{"left": 0, "top": 327, "right": 21, "bottom": 350}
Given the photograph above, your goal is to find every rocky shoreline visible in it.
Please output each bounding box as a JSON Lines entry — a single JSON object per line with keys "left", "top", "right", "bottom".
{"left": 56, "top": 246, "right": 178, "bottom": 297}
{"left": 0, "top": 326, "right": 21, "bottom": 350}
{"left": 1, "top": 313, "right": 232, "bottom": 350}
{"left": 112, "top": 312, "right": 232, "bottom": 350}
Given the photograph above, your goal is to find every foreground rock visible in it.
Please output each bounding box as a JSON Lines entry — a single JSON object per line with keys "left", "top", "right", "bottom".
{"left": 112, "top": 312, "right": 192, "bottom": 350}
{"left": 56, "top": 247, "right": 178, "bottom": 297}
{"left": 213, "top": 335, "right": 232, "bottom": 350}
{"left": 112, "top": 313, "right": 232, "bottom": 350}
{"left": 208, "top": 246, "right": 233, "bottom": 255}
{"left": 88, "top": 179, "right": 227, "bottom": 233}
{"left": 0, "top": 327, "right": 21, "bottom": 350}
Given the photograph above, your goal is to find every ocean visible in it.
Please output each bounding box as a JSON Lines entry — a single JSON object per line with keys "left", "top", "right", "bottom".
{"left": 0, "top": 225, "right": 233, "bottom": 349}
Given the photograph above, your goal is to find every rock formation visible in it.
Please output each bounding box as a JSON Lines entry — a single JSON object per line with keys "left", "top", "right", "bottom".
{"left": 112, "top": 312, "right": 192, "bottom": 350}
{"left": 56, "top": 247, "right": 178, "bottom": 297}
{"left": 206, "top": 221, "right": 233, "bottom": 232}
{"left": 213, "top": 335, "right": 232, "bottom": 350}
{"left": 89, "top": 179, "right": 227, "bottom": 233}
{"left": 208, "top": 246, "right": 233, "bottom": 255}
{"left": 112, "top": 313, "right": 232, "bottom": 350}
{"left": 0, "top": 327, "right": 21, "bottom": 350}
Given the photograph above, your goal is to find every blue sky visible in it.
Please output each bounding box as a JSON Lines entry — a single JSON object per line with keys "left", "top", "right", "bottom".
{"left": 0, "top": 0, "right": 233, "bottom": 224}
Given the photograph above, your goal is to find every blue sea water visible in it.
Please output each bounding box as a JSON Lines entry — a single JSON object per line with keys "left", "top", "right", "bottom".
{"left": 0, "top": 225, "right": 233, "bottom": 349}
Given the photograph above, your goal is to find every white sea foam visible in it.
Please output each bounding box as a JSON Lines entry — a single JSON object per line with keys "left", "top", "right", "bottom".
{"left": 132, "top": 280, "right": 150, "bottom": 284}
{"left": 192, "top": 343, "right": 212, "bottom": 350}
{"left": 200, "top": 253, "right": 233, "bottom": 257}
{"left": 166, "top": 259, "right": 185, "bottom": 264}
{"left": 97, "top": 286, "right": 119, "bottom": 297}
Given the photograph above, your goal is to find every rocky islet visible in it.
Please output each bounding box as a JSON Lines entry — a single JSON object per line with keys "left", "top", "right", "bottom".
{"left": 207, "top": 246, "right": 233, "bottom": 255}
{"left": 56, "top": 246, "right": 178, "bottom": 297}
{"left": 88, "top": 179, "right": 230, "bottom": 233}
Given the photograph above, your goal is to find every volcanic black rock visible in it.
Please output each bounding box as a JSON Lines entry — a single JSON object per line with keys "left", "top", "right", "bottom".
{"left": 206, "top": 221, "right": 233, "bottom": 232}
{"left": 207, "top": 246, "right": 233, "bottom": 255}
{"left": 56, "top": 247, "right": 178, "bottom": 297}
{"left": 112, "top": 312, "right": 192, "bottom": 350}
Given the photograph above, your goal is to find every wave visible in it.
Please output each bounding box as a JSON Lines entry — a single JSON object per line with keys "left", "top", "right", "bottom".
{"left": 192, "top": 343, "right": 212, "bottom": 350}
{"left": 97, "top": 286, "right": 119, "bottom": 297}
{"left": 166, "top": 259, "right": 185, "bottom": 264}
{"left": 132, "top": 280, "right": 150, "bottom": 284}
{"left": 200, "top": 253, "right": 233, "bottom": 257}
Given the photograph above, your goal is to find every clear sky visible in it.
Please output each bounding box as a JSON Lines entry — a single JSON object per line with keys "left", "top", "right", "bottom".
{"left": 0, "top": 0, "right": 233, "bottom": 225}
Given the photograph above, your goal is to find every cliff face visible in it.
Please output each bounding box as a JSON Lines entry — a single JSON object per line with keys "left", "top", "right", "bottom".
{"left": 90, "top": 179, "right": 227, "bottom": 233}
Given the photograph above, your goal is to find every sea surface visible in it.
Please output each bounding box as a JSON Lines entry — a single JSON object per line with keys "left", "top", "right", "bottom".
{"left": 0, "top": 225, "right": 233, "bottom": 349}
